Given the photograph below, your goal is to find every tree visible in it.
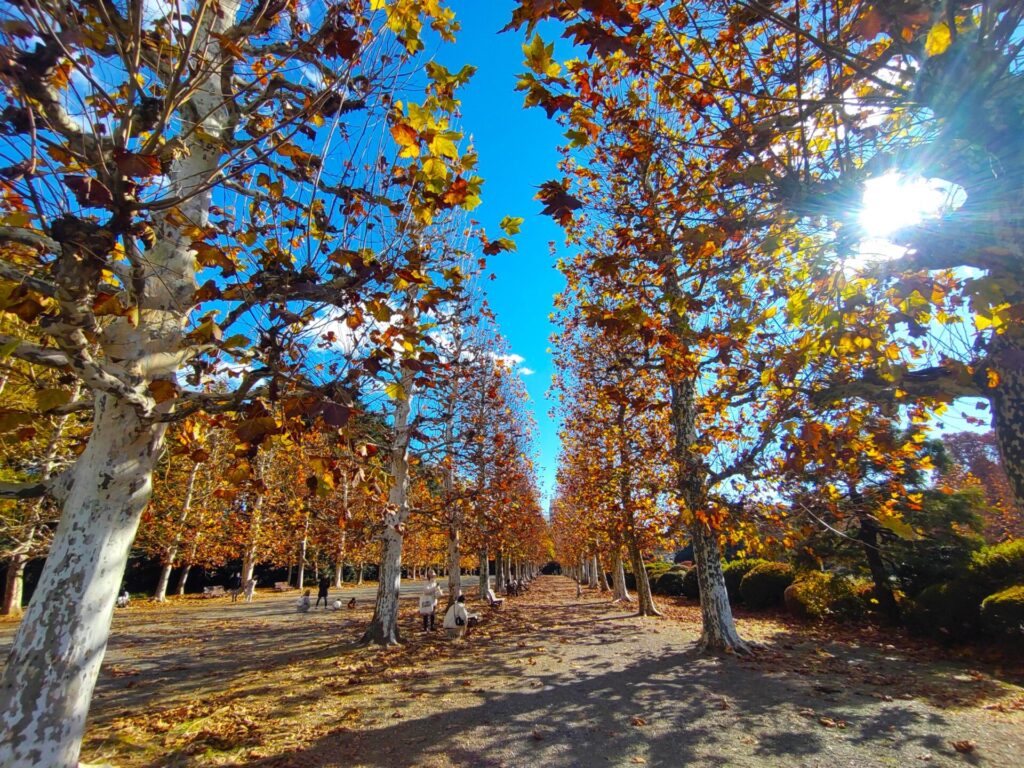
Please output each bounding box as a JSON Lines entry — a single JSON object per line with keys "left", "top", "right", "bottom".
{"left": 0, "top": 0, "right": 488, "bottom": 761}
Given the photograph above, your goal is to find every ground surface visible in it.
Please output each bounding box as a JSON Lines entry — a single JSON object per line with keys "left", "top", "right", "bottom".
{"left": 2, "top": 576, "right": 1023, "bottom": 767}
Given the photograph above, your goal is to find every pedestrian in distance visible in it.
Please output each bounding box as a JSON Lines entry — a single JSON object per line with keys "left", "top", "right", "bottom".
{"left": 418, "top": 570, "right": 443, "bottom": 631}
{"left": 316, "top": 573, "right": 330, "bottom": 609}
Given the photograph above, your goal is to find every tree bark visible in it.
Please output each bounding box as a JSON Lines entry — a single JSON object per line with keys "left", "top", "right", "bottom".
{"left": 856, "top": 515, "right": 900, "bottom": 622}
{"left": 0, "top": 396, "right": 166, "bottom": 766}
{"left": 154, "top": 462, "right": 199, "bottom": 602}
{"left": 625, "top": 529, "right": 661, "bottom": 617}
{"left": 334, "top": 527, "right": 347, "bottom": 589}
{"left": 596, "top": 554, "right": 610, "bottom": 592}
{"left": 361, "top": 362, "right": 414, "bottom": 646}
{"left": 2, "top": 552, "right": 29, "bottom": 616}
{"left": 478, "top": 547, "right": 489, "bottom": 598}
{"left": 989, "top": 335, "right": 1024, "bottom": 510}
{"left": 611, "top": 548, "right": 632, "bottom": 603}
{"left": 446, "top": 522, "right": 461, "bottom": 605}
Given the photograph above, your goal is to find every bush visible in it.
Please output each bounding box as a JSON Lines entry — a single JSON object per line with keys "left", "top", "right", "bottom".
{"left": 682, "top": 566, "right": 700, "bottom": 599}
{"left": 904, "top": 579, "right": 988, "bottom": 641}
{"left": 739, "top": 562, "right": 795, "bottom": 609}
{"left": 784, "top": 572, "right": 864, "bottom": 621}
{"left": 654, "top": 570, "right": 687, "bottom": 596}
{"left": 722, "top": 559, "right": 769, "bottom": 603}
{"left": 968, "top": 539, "right": 1024, "bottom": 592}
{"left": 980, "top": 585, "right": 1024, "bottom": 637}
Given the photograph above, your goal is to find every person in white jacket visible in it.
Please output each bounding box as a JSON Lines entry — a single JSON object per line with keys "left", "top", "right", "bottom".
{"left": 418, "top": 571, "right": 444, "bottom": 631}
{"left": 442, "top": 594, "right": 479, "bottom": 639}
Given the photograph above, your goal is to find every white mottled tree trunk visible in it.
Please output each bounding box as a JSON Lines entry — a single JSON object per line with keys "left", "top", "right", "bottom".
{"left": 0, "top": 397, "right": 165, "bottom": 766}
{"left": 334, "top": 527, "right": 347, "bottom": 589}
{"left": 361, "top": 364, "right": 413, "bottom": 646}
{"left": 691, "top": 523, "right": 749, "bottom": 653}
{"left": 2, "top": 551, "right": 29, "bottom": 616}
{"left": 447, "top": 523, "right": 461, "bottom": 604}
{"left": 611, "top": 548, "right": 631, "bottom": 603}
{"left": 154, "top": 462, "right": 199, "bottom": 601}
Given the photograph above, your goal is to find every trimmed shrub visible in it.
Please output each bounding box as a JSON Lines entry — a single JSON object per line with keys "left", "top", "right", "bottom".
{"left": 654, "top": 570, "right": 687, "bottom": 597}
{"left": 784, "top": 572, "right": 864, "bottom": 621}
{"left": 968, "top": 539, "right": 1024, "bottom": 592}
{"left": 722, "top": 559, "right": 770, "bottom": 603}
{"left": 739, "top": 562, "right": 795, "bottom": 609}
{"left": 682, "top": 566, "right": 700, "bottom": 599}
{"left": 904, "top": 579, "right": 988, "bottom": 641}
{"left": 980, "top": 585, "right": 1024, "bottom": 637}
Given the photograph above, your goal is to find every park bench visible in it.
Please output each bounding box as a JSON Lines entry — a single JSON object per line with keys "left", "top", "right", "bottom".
{"left": 485, "top": 588, "right": 504, "bottom": 609}
{"left": 203, "top": 585, "right": 226, "bottom": 598}
{"left": 273, "top": 581, "right": 291, "bottom": 591}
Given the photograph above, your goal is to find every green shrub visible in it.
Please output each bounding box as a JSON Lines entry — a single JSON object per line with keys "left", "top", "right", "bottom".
{"left": 722, "top": 559, "right": 769, "bottom": 603}
{"left": 968, "top": 539, "right": 1024, "bottom": 592}
{"left": 980, "top": 585, "right": 1024, "bottom": 637}
{"left": 739, "top": 562, "right": 795, "bottom": 609}
{"left": 904, "top": 579, "right": 988, "bottom": 641}
{"left": 682, "top": 566, "right": 700, "bottom": 599}
{"left": 654, "top": 570, "right": 687, "bottom": 596}
{"left": 784, "top": 572, "right": 864, "bottom": 621}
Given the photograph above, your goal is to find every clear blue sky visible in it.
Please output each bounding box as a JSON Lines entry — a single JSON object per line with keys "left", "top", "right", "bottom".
{"left": 433, "top": 2, "right": 573, "bottom": 510}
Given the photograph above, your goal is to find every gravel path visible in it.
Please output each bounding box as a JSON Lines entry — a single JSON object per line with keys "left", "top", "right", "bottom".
{"left": 5, "top": 576, "right": 1021, "bottom": 767}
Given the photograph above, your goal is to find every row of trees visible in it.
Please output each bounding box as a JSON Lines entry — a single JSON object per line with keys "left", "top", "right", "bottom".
{"left": 512, "top": 0, "right": 1024, "bottom": 653}
{"left": 0, "top": 1, "right": 548, "bottom": 764}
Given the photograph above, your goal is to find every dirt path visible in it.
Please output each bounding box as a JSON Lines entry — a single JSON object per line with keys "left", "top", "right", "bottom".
{"left": 11, "top": 576, "right": 1020, "bottom": 767}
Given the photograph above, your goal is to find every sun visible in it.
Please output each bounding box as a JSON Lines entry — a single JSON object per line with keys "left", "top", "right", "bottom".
{"left": 859, "top": 173, "right": 958, "bottom": 239}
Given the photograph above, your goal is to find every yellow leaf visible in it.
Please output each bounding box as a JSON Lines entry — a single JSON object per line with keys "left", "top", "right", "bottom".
{"left": 36, "top": 388, "right": 72, "bottom": 412}
{"left": 385, "top": 382, "right": 406, "bottom": 401}
{"left": 925, "top": 22, "right": 952, "bottom": 57}
{"left": 987, "top": 370, "right": 1000, "bottom": 388}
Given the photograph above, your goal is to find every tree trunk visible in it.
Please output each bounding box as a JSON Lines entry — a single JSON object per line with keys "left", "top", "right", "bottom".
{"left": 2, "top": 552, "right": 29, "bottom": 616}
{"left": 176, "top": 563, "right": 192, "bottom": 596}
{"left": 690, "top": 522, "right": 749, "bottom": 653}
{"left": 478, "top": 548, "right": 489, "bottom": 598}
{"left": 625, "top": 530, "right": 660, "bottom": 617}
{"left": 989, "top": 335, "right": 1024, "bottom": 510}
{"left": 361, "top": 363, "right": 414, "bottom": 646}
{"left": 495, "top": 550, "right": 505, "bottom": 593}
{"left": 611, "top": 548, "right": 631, "bottom": 603}
{"left": 596, "top": 554, "right": 610, "bottom": 592}
{"left": 334, "top": 527, "right": 347, "bottom": 589}
{"left": 0, "top": 396, "right": 165, "bottom": 766}
{"left": 155, "top": 462, "right": 199, "bottom": 602}
{"left": 447, "top": 523, "right": 462, "bottom": 605}
{"left": 357, "top": 560, "right": 364, "bottom": 585}
{"left": 856, "top": 515, "right": 900, "bottom": 622}
{"left": 241, "top": 490, "right": 265, "bottom": 586}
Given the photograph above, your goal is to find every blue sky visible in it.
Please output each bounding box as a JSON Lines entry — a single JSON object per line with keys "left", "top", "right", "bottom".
{"left": 431, "top": 2, "right": 574, "bottom": 510}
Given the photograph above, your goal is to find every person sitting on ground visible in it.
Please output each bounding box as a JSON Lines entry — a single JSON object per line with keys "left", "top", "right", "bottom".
{"left": 347, "top": 596, "right": 357, "bottom": 609}
{"left": 332, "top": 598, "right": 343, "bottom": 610}
{"left": 316, "top": 573, "right": 331, "bottom": 609}
{"left": 297, "top": 589, "right": 311, "bottom": 613}
{"left": 443, "top": 594, "right": 479, "bottom": 639}
{"left": 485, "top": 585, "right": 504, "bottom": 608}
{"left": 243, "top": 577, "right": 257, "bottom": 603}
{"left": 418, "top": 570, "right": 444, "bottom": 631}
{"left": 116, "top": 588, "right": 130, "bottom": 608}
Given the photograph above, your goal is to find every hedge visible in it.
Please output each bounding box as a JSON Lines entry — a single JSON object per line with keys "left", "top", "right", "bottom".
{"left": 968, "top": 539, "right": 1024, "bottom": 592}
{"left": 904, "top": 579, "right": 988, "bottom": 641}
{"left": 739, "top": 562, "right": 795, "bottom": 609}
{"left": 980, "top": 585, "right": 1024, "bottom": 637}
{"left": 783, "top": 571, "right": 864, "bottom": 621}
{"left": 654, "top": 570, "right": 688, "bottom": 596}
{"left": 722, "top": 559, "right": 769, "bottom": 603}
{"left": 682, "top": 566, "right": 700, "bottom": 599}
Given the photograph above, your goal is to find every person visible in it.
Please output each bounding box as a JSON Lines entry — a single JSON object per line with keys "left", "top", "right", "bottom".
{"left": 347, "top": 596, "right": 357, "bottom": 609}
{"left": 418, "top": 571, "right": 443, "bottom": 631}
{"left": 116, "top": 588, "right": 130, "bottom": 608}
{"left": 243, "top": 578, "right": 256, "bottom": 603}
{"left": 442, "top": 594, "right": 479, "bottom": 640}
{"left": 297, "top": 589, "right": 311, "bottom": 612}
{"left": 332, "top": 598, "right": 343, "bottom": 610}
{"left": 229, "top": 572, "right": 242, "bottom": 602}
{"left": 316, "top": 574, "right": 330, "bottom": 609}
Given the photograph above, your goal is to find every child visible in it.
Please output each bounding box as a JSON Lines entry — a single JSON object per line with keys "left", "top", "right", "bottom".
{"left": 442, "top": 595, "right": 479, "bottom": 640}
{"left": 418, "top": 571, "right": 443, "bottom": 631}
{"left": 297, "top": 589, "right": 311, "bottom": 612}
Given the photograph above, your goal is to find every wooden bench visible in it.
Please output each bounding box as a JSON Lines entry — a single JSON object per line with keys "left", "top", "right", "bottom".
{"left": 273, "top": 581, "right": 291, "bottom": 592}
{"left": 203, "top": 586, "right": 226, "bottom": 598}
{"left": 486, "top": 588, "right": 504, "bottom": 609}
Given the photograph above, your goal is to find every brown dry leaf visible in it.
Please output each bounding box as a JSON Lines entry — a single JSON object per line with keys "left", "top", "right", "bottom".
{"left": 630, "top": 758, "right": 646, "bottom": 765}
{"left": 951, "top": 740, "right": 976, "bottom": 754}
{"left": 817, "top": 716, "right": 846, "bottom": 729}
{"left": 530, "top": 729, "right": 545, "bottom": 741}
{"left": 630, "top": 716, "right": 647, "bottom": 727}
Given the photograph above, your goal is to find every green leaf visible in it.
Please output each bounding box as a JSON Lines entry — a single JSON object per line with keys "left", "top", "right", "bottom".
{"left": 500, "top": 216, "right": 524, "bottom": 236}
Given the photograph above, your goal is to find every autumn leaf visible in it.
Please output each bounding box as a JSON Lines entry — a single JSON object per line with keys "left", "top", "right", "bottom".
{"left": 500, "top": 216, "right": 524, "bottom": 236}
{"left": 113, "top": 150, "right": 162, "bottom": 178}
{"left": 925, "top": 22, "right": 952, "bottom": 57}
{"left": 63, "top": 175, "right": 114, "bottom": 207}
{"left": 536, "top": 180, "right": 582, "bottom": 225}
